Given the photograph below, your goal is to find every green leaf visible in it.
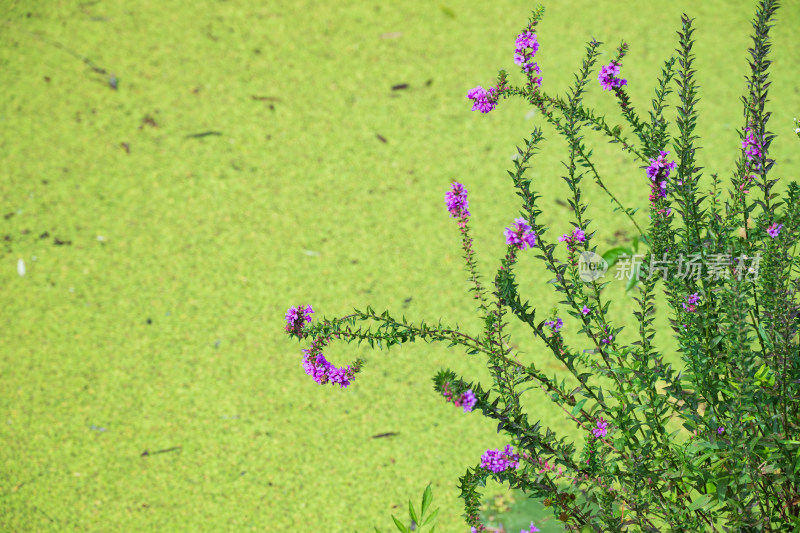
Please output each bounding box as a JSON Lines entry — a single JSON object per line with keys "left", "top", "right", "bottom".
{"left": 688, "top": 493, "right": 714, "bottom": 511}
{"left": 391, "top": 515, "right": 409, "bottom": 533}
{"left": 717, "top": 475, "right": 729, "bottom": 501}
{"left": 421, "top": 507, "right": 440, "bottom": 527}
{"left": 610, "top": 366, "right": 633, "bottom": 374}
{"left": 421, "top": 484, "right": 433, "bottom": 517}
{"left": 601, "top": 247, "right": 634, "bottom": 268}
{"left": 408, "top": 500, "right": 418, "bottom": 525}
{"left": 625, "top": 264, "right": 641, "bottom": 292}
{"left": 571, "top": 398, "right": 588, "bottom": 416}
{"left": 754, "top": 363, "right": 776, "bottom": 387}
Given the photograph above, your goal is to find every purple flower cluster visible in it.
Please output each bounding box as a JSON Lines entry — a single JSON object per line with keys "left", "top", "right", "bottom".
{"left": 598, "top": 61, "right": 627, "bottom": 91}
{"left": 442, "top": 382, "right": 477, "bottom": 413}
{"left": 767, "top": 223, "right": 783, "bottom": 239}
{"left": 467, "top": 86, "right": 498, "bottom": 114}
{"left": 646, "top": 150, "right": 677, "bottom": 203}
{"left": 683, "top": 292, "right": 700, "bottom": 312}
{"left": 480, "top": 444, "right": 520, "bottom": 473}
{"left": 458, "top": 389, "right": 477, "bottom": 412}
{"left": 285, "top": 304, "right": 314, "bottom": 336}
{"left": 600, "top": 326, "right": 614, "bottom": 345}
{"left": 504, "top": 218, "right": 537, "bottom": 250}
{"left": 742, "top": 128, "right": 763, "bottom": 167}
{"left": 647, "top": 150, "right": 678, "bottom": 183}
{"left": 592, "top": 417, "right": 608, "bottom": 438}
{"left": 445, "top": 182, "right": 471, "bottom": 218}
{"left": 302, "top": 338, "right": 355, "bottom": 389}
{"left": 544, "top": 317, "right": 563, "bottom": 332}
{"left": 558, "top": 226, "right": 586, "bottom": 251}
{"left": 739, "top": 126, "right": 763, "bottom": 194}
{"left": 467, "top": 31, "right": 544, "bottom": 114}
{"left": 514, "top": 31, "right": 542, "bottom": 86}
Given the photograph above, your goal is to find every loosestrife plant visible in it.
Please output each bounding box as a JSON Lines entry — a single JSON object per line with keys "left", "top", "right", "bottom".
{"left": 285, "top": 1, "right": 800, "bottom": 531}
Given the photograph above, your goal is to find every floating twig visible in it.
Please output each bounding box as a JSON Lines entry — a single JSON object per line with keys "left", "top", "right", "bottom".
{"left": 185, "top": 131, "right": 222, "bottom": 139}
{"left": 141, "top": 446, "right": 182, "bottom": 457}
{"left": 7, "top": 23, "right": 116, "bottom": 88}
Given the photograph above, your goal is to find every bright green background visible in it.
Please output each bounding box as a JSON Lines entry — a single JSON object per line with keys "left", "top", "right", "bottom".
{"left": 1, "top": 0, "right": 798, "bottom": 531}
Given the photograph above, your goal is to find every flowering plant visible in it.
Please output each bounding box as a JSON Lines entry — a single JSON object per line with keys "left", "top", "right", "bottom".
{"left": 285, "top": 1, "right": 800, "bottom": 530}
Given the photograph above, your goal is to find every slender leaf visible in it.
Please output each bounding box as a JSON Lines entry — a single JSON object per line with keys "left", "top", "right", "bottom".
{"left": 421, "top": 508, "right": 440, "bottom": 527}
{"left": 688, "top": 493, "right": 714, "bottom": 511}
{"left": 408, "top": 500, "right": 418, "bottom": 525}
{"left": 421, "top": 484, "right": 433, "bottom": 517}
{"left": 391, "top": 515, "right": 409, "bottom": 533}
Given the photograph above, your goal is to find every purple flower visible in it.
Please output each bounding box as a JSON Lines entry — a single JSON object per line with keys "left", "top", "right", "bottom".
{"left": 285, "top": 304, "right": 314, "bottom": 335}
{"left": 596, "top": 323, "right": 614, "bottom": 345}
{"left": 302, "top": 349, "right": 330, "bottom": 383}
{"left": 767, "top": 223, "right": 783, "bottom": 239}
{"left": 742, "top": 130, "right": 762, "bottom": 165}
{"left": 647, "top": 151, "right": 677, "bottom": 181}
{"left": 521, "top": 524, "right": 541, "bottom": 533}
{"left": 515, "top": 31, "right": 539, "bottom": 56}
{"left": 459, "top": 389, "right": 478, "bottom": 413}
{"left": 717, "top": 426, "right": 725, "bottom": 435}
{"left": 598, "top": 61, "right": 627, "bottom": 91}
{"left": 443, "top": 383, "right": 477, "bottom": 413}
{"left": 327, "top": 365, "right": 352, "bottom": 388}
{"left": 445, "top": 182, "right": 471, "bottom": 218}
{"left": 646, "top": 150, "right": 677, "bottom": 203}
{"left": 514, "top": 31, "right": 542, "bottom": 85}
{"left": 559, "top": 227, "right": 586, "bottom": 248}
{"left": 545, "top": 318, "right": 563, "bottom": 332}
{"left": 467, "top": 86, "right": 498, "bottom": 113}
{"left": 682, "top": 292, "right": 700, "bottom": 312}
{"left": 592, "top": 417, "right": 608, "bottom": 438}
{"left": 521, "top": 61, "right": 541, "bottom": 78}
{"left": 302, "top": 339, "right": 354, "bottom": 389}
{"left": 581, "top": 305, "right": 591, "bottom": 315}
{"left": 480, "top": 444, "right": 520, "bottom": 473}
{"left": 504, "top": 218, "right": 537, "bottom": 250}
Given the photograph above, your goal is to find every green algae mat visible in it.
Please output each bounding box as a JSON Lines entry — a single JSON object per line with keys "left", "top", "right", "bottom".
{"left": 1, "top": 0, "right": 799, "bottom": 531}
